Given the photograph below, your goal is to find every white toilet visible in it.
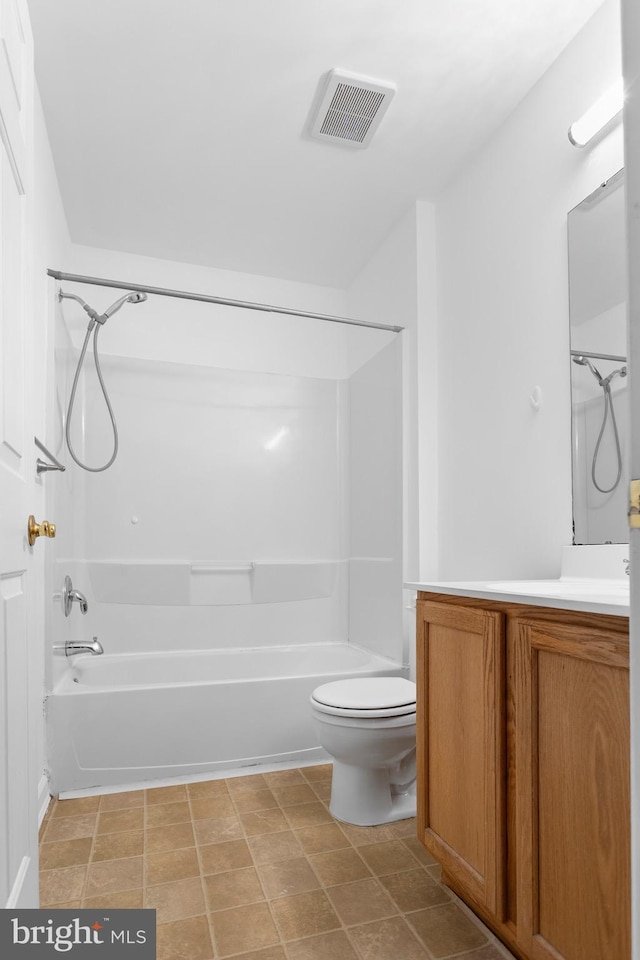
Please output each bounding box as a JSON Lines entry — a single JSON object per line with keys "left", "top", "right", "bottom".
{"left": 310, "top": 676, "right": 417, "bottom": 826}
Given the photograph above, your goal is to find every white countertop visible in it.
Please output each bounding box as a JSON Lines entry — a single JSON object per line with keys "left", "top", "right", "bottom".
{"left": 404, "top": 577, "right": 629, "bottom": 617}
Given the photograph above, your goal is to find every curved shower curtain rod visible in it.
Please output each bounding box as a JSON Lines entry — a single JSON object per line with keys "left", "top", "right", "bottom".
{"left": 47, "top": 269, "right": 404, "bottom": 334}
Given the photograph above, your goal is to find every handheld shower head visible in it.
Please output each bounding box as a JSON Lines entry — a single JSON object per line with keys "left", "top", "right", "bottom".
{"left": 102, "top": 291, "right": 148, "bottom": 320}
{"left": 572, "top": 354, "right": 603, "bottom": 384}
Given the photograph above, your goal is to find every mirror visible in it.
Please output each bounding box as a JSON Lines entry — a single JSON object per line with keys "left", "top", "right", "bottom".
{"left": 568, "top": 169, "right": 628, "bottom": 544}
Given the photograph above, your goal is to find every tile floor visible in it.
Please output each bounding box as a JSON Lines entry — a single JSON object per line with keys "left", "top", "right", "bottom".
{"left": 39, "top": 764, "right": 515, "bottom": 960}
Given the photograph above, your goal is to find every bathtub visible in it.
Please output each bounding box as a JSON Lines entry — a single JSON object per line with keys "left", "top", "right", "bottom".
{"left": 47, "top": 642, "right": 406, "bottom": 794}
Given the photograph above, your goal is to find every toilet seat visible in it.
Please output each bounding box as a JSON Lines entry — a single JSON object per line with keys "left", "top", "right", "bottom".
{"left": 311, "top": 677, "right": 416, "bottom": 719}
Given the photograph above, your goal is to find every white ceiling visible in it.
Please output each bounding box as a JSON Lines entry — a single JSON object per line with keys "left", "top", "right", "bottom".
{"left": 28, "top": 0, "right": 604, "bottom": 288}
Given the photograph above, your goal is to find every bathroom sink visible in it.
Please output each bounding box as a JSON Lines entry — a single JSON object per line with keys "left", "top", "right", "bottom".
{"left": 487, "top": 578, "right": 629, "bottom": 599}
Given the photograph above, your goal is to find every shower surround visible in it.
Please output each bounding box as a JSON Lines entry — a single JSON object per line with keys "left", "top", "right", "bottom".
{"left": 47, "top": 287, "right": 403, "bottom": 793}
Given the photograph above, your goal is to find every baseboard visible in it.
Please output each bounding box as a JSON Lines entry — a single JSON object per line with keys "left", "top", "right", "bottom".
{"left": 38, "top": 773, "right": 51, "bottom": 827}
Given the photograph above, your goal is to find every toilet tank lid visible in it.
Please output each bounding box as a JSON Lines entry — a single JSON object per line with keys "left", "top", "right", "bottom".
{"left": 312, "top": 677, "right": 416, "bottom": 710}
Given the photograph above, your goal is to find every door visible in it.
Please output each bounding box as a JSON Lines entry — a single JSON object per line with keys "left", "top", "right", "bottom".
{"left": 621, "top": 1, "right": 640, "bottom": 956}
{"left": 514, "top": 617, "right": 630, "bottom": 960}
{"left": 0, "top": 0, "right": 39, "bottom": 907}
{"left": 416, "top": 598, "right": 506, "bottom": 917}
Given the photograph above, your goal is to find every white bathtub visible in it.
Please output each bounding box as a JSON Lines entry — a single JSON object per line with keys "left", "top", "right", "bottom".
{"left": 47, "top": 642, "right": 406, "bottom": 794}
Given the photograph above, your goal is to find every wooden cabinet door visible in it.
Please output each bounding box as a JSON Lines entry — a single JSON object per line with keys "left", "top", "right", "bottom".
{"left": 514, "top": 618, "right": 630, "bottom": 960}
{"left": 416, "top": 600, "right": 506, "bottom": 916}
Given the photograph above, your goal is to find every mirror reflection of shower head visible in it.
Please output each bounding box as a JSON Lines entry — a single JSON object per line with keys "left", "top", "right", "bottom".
{"left": 58, "top": 288, "right": 148, "bottom": 325}
{"left": 572, "top": 354, "right": 603, "bottom": 383}
{"left": 102, "top": 291, "right": 148, "bottom": 320}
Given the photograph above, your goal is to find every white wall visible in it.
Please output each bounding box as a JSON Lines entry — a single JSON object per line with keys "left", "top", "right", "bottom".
{"left": 431, "top": 0, "right": 624, "bottom": 579}
{"left": 348, "top": 338, "right": 403, "bottom": 663}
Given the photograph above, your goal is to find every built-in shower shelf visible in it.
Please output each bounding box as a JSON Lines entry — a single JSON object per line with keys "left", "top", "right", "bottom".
{"left": 86, "top": 559, "right": 340, "bottom": 606}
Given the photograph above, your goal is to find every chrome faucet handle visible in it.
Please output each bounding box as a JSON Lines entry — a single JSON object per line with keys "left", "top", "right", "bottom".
{"left": 63, "top": 575, "right": 89, "bottom": 616}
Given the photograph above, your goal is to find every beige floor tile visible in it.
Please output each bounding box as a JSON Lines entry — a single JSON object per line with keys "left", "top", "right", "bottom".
{"left": 146, "top": 784, "right": 189, "bottom": 805}
{"left": 210, "top": 901, "right": 279, "bottom": 956}
{"left": 408, "top": 902, "right": 488, "bottom": 958}
{"left": 232, "top": 789, "right": 278, "bottom": 813}
{"left": 100, "top": 790, "right": 145, "bottom": 811}
{"left": 402, "top": 835, "right": 437, "bottom": 866}
{"left": 97, "top": 808, "right": 145, "bottom": 835}
{"left": 204, "top": 866, "right": 265, "bottom": 911}
{"left": 271, "top": 784, "right": 317, "bottom": 807}
{"left": 191, "top": 795, "right": 237, "bottom": 820}
{"left": 327, "top": 878, "right": 397, "bottom": 926}
{"left": 301, "top": 765, "right": 333, "bottom": 782}
{"left": 310, "top": 781, "right": 332, "bottom": 801}
{"left": 263, "top": 769, "right": 306, "bottom": 787}
{"left": 40, "top": 837, "right": 93, "bottom": 870}
{"left": 83, "top": 890, "right": 144, "bottom": 909}
{"left": 426, "top": 864, "right": 442, "bottom": 882}
{"left": 52, "top": 797, "right": 100, "bottom": 818}
{"left": 379, "top": 869, "right": 450, "bottom": 913}
{"left": 145, "top": 877, "right": 206, "bottom": 923}
{"left": 146, "top": 801, "right": 191, "bottom": 828}
{"left": 85, "top": 857, "right": 144, "bottom": 897}
{"left": 40, "top": 864, "right": 88, "bottom": 906}
{"left": 157, "top": 915, "right": 213, "bottom": 960}
{"left": 146, "top": 821, "right": 195, "bottom": 853}
{"left": 248, "top": 830, "right": 305, "bottom": 865}
{"left": 283, "top": 803, "right": 333, "bottom": 830}
{"left": 228, "top": 947, "right": 286, "bottom": 960}
{"left": 348, "top": 917, "right": 430, "bottom": 960}
{"left": 391, "top": 817, "right": 418, "bottom": 838}
{"left": 337, "top": 822, "right": 398, "bottom": 847}
{"left": 146, "top": 847, "right": 200, "bottom": 885}
{"left": 92, "top": 830, "right": 144, "bottom": 862}
{"left": 309, "top": 848, "right": 371, "bottom": 886}
{"left": 286, "top": 930, "right": 359, "bottom": 960}
{"left": 45, "top": 900, "right": 82, "bottom": 909}
{"left": 459, "top": 946, "right": 514, "bottom": 960}
{"left": 240, "top": 808, "right": 289, "bottom": 836}
{"left": 357, "top": 840, "right": 421, "bottom": 876}
{"left": 187, "top": 779, "right": 230, "bottom": 799}
{"left": 271, "top": 889, "right": 341, "bottom": 941}
{"left": 226, "top": 774, "right": 268, "bottom": 794}
{"left": 199, "top": 838, "right": 253, "bottom": 875}
{"left": 294, "top": 823, "right": 350, "bottom": 856}
{"left": 44, "top": 814, "right": 97, "bottom": 842}
{"left": 257, "top": 857, "right": 321, "bottom": 899}
{"left": 194, "top": 815, "right": 243, "bottom": 845}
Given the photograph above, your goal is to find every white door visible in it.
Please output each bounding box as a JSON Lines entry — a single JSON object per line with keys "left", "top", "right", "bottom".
{"left": 622, "top": 0, "right": 640, "bottom": 954}
{"left": 0, "top": 0, "right": 39, "bottom": 908}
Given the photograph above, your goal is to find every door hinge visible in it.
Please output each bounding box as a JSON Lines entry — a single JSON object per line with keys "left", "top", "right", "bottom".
{"left": 629, "top": 480, "right": 640, "bottom": 528}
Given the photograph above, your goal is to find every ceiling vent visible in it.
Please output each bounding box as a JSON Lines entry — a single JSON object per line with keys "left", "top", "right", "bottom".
{"left": 309, "top": 69, "right": 396, "bottom": 148}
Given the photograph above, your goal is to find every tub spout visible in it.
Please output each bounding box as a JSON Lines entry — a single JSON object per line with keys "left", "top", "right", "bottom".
{"left": 65, "top": 637, "right": 103, "bottom": 656}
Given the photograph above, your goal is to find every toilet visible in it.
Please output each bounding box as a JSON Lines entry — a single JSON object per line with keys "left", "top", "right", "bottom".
{"left": 310, "top": 676, "right": 417, "bottom": 826}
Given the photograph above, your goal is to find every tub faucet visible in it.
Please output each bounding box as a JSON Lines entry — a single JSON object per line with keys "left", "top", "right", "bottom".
{"left": 64, "top": 637, "right": 103, "bottom": 656}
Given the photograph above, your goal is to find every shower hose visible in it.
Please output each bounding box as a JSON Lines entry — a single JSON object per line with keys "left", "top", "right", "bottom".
{"left": 591, "top": 379, "right": 623, "bottom": 494}
{"left": 65, "top": 320, "right": 118, "bottom": 473}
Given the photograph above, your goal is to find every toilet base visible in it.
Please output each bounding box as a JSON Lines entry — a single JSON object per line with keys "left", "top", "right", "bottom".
{"left": 328, "top": 760, "right": 417, "bottom": 826}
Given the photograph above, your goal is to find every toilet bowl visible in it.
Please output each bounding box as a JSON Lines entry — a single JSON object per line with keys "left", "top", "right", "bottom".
{"left": 310, "top": 676, "right": 417, "bottom": 826}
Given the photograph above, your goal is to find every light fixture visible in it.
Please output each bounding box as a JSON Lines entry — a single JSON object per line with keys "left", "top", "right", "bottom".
{"left": 568, "top": 77, "right": 624, "bottom": 147}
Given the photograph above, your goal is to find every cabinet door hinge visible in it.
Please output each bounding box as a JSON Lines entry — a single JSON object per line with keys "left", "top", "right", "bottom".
{"left": 629, "top": 480, "right": 640, "bottom": 528}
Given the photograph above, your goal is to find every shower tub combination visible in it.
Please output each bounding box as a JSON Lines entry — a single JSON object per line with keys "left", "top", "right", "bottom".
{"left": 47, "top": 642, "right": 406, "bottom": 795}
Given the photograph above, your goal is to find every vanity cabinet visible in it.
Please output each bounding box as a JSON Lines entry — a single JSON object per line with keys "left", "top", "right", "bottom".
{"left": 416, "top": 593, "right": 630, "bottom": 960}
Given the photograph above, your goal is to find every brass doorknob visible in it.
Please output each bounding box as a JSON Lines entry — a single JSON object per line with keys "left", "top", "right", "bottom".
{"left": 27, "top": 515, "right": 56, "bottom": 547}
